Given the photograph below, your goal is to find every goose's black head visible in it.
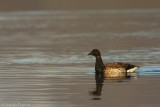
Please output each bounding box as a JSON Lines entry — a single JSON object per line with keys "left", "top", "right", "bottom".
{"left": 88, "top": 49, "right": 101, "bottom": 57}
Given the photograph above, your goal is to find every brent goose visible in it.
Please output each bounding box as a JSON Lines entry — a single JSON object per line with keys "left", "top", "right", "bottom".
{"left": 88, "top": 49, "right": 139, "bottom": 76}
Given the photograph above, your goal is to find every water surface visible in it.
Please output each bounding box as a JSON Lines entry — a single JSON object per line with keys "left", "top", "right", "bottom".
{"left": 0, "top": 9, "right": 160, "bottom": 107}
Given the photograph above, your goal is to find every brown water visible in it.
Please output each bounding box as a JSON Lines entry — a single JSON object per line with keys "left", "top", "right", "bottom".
{"left": 1, "top": 0, "right": 160, "bottom": 11}
{"left": 0, "top": 9, "right": 160, "bottom": 107}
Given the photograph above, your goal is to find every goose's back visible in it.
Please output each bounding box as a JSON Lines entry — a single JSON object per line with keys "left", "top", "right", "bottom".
{"left": 105, "top": 62, "right": 136, "bottom": 70}
{"left": 106, "top": 63, "right": 128, "bottom": 68}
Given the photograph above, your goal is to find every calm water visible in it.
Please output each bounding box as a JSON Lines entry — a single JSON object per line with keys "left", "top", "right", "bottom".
{"left": 0, "top": 9, "right": 160, "bottom": 107}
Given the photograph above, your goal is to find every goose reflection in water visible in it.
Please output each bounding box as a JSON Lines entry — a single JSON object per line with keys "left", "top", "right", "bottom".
{"left": 90, "top": 72, "right": 104, "bottom": 100}
{"left": 90, "top": 70, "right": 138, "bottom": 100}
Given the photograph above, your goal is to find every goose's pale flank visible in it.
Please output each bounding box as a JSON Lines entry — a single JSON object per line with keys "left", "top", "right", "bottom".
{"left": 88, "top": 49, "right": 139, "bottom": 75}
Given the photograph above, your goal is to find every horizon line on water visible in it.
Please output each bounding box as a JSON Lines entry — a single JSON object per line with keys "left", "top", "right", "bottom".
{"left": 0, "top": 8, "right": 160, "bottom": 15}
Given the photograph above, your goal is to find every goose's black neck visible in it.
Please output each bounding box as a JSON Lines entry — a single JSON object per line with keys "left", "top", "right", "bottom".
{"left": 96, "top": 56, "right": 104, "bottom": 66}
{"left": 95, "top": 55, "right": 105, "bottom": 72}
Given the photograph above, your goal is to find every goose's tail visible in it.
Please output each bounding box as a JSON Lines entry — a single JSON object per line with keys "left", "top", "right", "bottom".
{"left": 127, "top": 67, "right": 139, "bottom": 73}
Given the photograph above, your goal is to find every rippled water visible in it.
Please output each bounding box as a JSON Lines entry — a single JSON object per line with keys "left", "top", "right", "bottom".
{"left": 0, "top": 9, "right": 160, "bottom": 107}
